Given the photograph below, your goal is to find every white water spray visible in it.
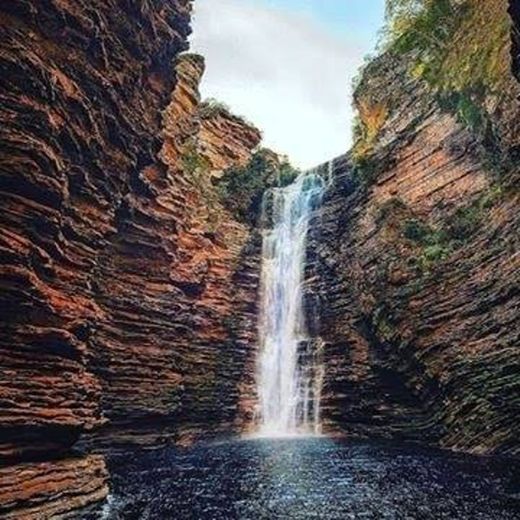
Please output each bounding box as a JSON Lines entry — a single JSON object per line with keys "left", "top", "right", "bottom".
{"left": 256, "top": 169, "right": 327, "bottom": 437}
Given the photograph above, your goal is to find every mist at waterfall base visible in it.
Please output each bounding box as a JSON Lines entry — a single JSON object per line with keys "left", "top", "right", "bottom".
{"left": 100, "top": 438, "right": 518, "bottom": 519}
{"left": 256, "top": 170, "right": 326, "bottom": 437}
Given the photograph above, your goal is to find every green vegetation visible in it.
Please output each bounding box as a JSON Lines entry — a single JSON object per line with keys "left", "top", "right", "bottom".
{"left": 376, "top": 197, "right": 407, "bottom": 223}
{"left": 402, "top": 218, "right": 430, "bottom": 242}
{"left": 402, "top": 218, "right": 451, "bottom": 270}
{"left": 181, "top": 141, "right": 222, "bottom": 231}
{"left": 352, "top": 155, "right": 379, "bottom": 185}
{"left": 383, "top": 0, "right": 508, "bottom": 93}
{"left": 400, "top": 187, "right": 504, "bottom": 272}
{"left": 217, "top": 149, "right": 300, "bottom": 225}
{"left": 479, "top": 185, "right": 504, "bottom": 209}
{"left": 384, "top": 0, "right": 509, "bottom": 138}
{"left": 436, "top": 89, "right": 486, "bottom": 132}
{"left": 352, "top": 0, "right": 458, "bottom": 162}
{"left": 383, "top": 0, "right": 458, "bottom": 83}
{"left": 445, "top": 206, "right": 483, "bottom": 242}
{"left": 373, "top": 305, "right": 397, "bottom": 342}
{"left": 199, "top": 98, "right": 258, "bottom": 129}
{"left": 181, "top": 142, "right": 212, "bottom": 178}
{"left": 421, "top": 243, "right": 451, "bottom": 265}
{"left": 181, "top": 139, "right": 300, "bottom": 230}
{"left": 199, "top": 98, "right": 232, "bottom": 119}
{"left": 351, "top": 0, "right": 510, "bottom": 171}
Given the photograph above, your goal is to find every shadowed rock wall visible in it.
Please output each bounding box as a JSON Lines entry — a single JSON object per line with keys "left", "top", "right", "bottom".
{"left": 309, "top": 0, "right": 520, "bottom": 456}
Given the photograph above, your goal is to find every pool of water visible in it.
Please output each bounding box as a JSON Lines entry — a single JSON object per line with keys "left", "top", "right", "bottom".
{"left": 101, "top": 437, "right": 519, "bottom": 519}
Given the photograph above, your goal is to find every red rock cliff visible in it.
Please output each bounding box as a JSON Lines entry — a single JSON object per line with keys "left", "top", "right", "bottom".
{"left": 0, "top": 1, "right": 262, "bottom": 517}
{"left": 309, "top": 0, "right": 519, "bottom": 456}
{"left": 88, "top": 52, "right": 261, "bottom": 449}
{"left": 198, "top": 102, "right": 262, "bottom": 177}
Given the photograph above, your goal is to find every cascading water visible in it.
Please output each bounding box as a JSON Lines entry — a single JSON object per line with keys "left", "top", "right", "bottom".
{"left": 256, "top": 168, "right": 326, "bottom": 437}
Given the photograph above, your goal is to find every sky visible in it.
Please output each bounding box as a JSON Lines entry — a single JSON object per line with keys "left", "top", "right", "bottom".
{"left": 190, "top": 0, "right": 386, "bottom": 169}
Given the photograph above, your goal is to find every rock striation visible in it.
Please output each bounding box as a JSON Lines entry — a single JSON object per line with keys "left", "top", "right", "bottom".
{"left": 1, "top": 0, "right": 518, "bottom": 516}
{"left": 309, "top": 0, "right": 520, "bottom": 456}
{"left": 0, "top": 1, "right": 262, "bottom": 516}
{"left": 0, "top": 456, "right": 108, "bottom": 519}
{"left": 0, "top": 0, "right": 191, "bottom": 514}
{"left": 198, "top": 105, "right": 263, "bottom": 177}
{"left": 89, "top": 51, "right": 262, "bottom": 448}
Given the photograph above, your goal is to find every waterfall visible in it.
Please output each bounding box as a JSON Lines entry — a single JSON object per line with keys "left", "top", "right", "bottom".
{"left": 256, "top": 168, "right": 326, "bottom": 437}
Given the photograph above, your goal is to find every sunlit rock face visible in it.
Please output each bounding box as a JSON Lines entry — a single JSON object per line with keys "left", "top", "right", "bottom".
{"left": 308, "top": 0, "right": 520, "bottom": 456}
{"left": 198, "top": 107, "right": 263, "bottom": 178}
{"left": 88, "top": 51, "right": 262, "bottom": 447}
{"left": 0, "top": 0, "right": 262, "bottom": 516}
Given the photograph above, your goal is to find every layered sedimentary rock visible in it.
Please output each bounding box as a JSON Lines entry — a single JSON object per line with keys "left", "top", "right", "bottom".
{"left": 0, "top": 456, "right": 108, "bottom": 519}
{"left": 310, "top": 0, "right": 520, "bottom": 456}
{"left": 90, "top": 52, "right": 261, "bottom": 447}
{"left": 0, "top": 0, "right": 262, "bottom": 516}
{"left": 2, "top": 3, "right": 518, "bottom": 519}
{"left": 198, "top": 105, "right": 262, "bottom": 177}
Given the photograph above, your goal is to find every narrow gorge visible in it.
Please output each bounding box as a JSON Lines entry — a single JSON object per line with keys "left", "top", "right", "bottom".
{"left": 0, "top": 0, "right": 519, "bottom": 518}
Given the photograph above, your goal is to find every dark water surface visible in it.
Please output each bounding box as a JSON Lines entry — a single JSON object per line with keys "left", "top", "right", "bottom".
{"left": 102, "top": 437, "right": 519, "bottom": 519}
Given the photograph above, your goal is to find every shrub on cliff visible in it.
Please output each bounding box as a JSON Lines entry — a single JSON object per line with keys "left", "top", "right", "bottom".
{"left": 384, "top": 0, "right": 457, "bottom": 79}
{"left": 199, "top": 98, "right": 257, "bottom": 129}
{"left": 383, "top": 0, "right": 508, "bottom": 91}
{"left": 199, "top": 98, "right": 232, "bottom": 118}
{"left": 403, "top": 219, "right": 430, "bottom": 242}
{"left": 352, "top": 0, "right": 511, "bottom": 179}
{"left": 398, "top": 187, "right": 504, "bottom": 272}
{"left": 382, "top": 0, "right": 511, "bottom": 120}
{"left": 217, "top": 149, "right": 299, "bottom": 226}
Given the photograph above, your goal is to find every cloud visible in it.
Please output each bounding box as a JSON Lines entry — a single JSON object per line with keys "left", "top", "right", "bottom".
{"left": 190, "top": 0, "right": 365, "bottom": 169}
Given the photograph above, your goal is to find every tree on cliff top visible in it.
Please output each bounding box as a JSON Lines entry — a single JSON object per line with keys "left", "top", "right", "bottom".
{"left": 217, "top": 149, "right": 299, "bottom": 226}
{"left": 383, "top": 0, "right": 457, "bottom": 75}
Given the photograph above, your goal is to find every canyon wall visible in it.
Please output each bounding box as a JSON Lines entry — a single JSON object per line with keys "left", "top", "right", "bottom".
{"left": 311, "top": 0, "right": 519, "bottom": 456}
{"left": 0, "top": 1, "right": 261, "bottom": 517}
{"left": 87, "top": 52, "right": 261, "bottom": 451}
{"left": 0, "top": 0, "right": 518, "bottom": 516}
